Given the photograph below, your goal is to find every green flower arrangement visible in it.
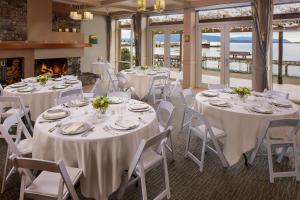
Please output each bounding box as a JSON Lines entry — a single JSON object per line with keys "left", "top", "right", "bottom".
{"left": 233, "top": 87, "right": 251, "bottom": 98}
{"left": 140, "top": 65, "right": 149, "bottom": 71}
{"left": 92, "top": 96, "right": 112, "bottom": 114}
{"left": 37, "top": 75, "right": 48, "bottom": 85}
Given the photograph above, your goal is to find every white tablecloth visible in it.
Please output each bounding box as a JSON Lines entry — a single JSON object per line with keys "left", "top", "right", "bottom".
{"left": 121, "top": 69, "right": 169, "bottom": 99}
{"left": 91, "top": 62, "right": 110, "bottom": 78}
{"left": 195, "top": 91, "right": 299, "bottom": 166}
{"left": 32, "top": 99, "right": 159, "bottom": 200}
{"left": 3, "top": 78, "right": 82, "bottom": 121}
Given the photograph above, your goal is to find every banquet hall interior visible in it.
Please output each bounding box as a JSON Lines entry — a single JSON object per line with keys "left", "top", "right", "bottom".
{"left": 1, "top": 0, "right": 300, "bottom": 200}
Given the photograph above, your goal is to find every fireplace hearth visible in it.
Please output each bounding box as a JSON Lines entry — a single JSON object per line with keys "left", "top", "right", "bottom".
{"left": 35, "top": 57, "right": 81, "bottom": 77}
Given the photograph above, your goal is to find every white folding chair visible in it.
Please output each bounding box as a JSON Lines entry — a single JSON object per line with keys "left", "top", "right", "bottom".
{"left": 116, "top": 72, "right": 131, "bottom": 92}
{"left": 108, "top": 91, "right": 131, "bottom": 99}
{"left": 0, "top": 83, "right": 3, "bottom": 96}
{"left": 168, "top": 71, "right": 182, "bottom": 97}
{"left": 105, "top": 64, "right": 119, "bottom": 91}
{"left": 208, "top": 84, "right": 225, "bottom": 90}
{"left": 57, "top": 88, "right": 83, "bottom": 105}
{"left": 0, "top": 114, "right": 32, "bottom": 193}
{"left": 249, "top": 119, "right": 300, "bottom": 183}
{"left": 83, "top": 78, "right": 102, "bottom": 99}
{"left": 180, "top": 88, "right": 195, "bottom": 132}
{"left": 150, "top": 75, "right": 168, "bottom": 104}
{"left": 0, "top": 96, "right": 33, "bottom": 133}
{"left": 12, "top": 156, "right": 82, "bottom": 200}
{"left": 157, "top": 101, "right": 175, "bottom": 161}
{"left": 184, "top": 106, "right": 228, "bottom": 172}
{"left": 109, "top": 129, "right": 171, "bottom": 200}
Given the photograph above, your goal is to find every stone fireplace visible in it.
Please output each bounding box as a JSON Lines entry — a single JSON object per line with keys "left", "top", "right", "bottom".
{"left": 0, "top": 57, "right": 24, "bottom": 86}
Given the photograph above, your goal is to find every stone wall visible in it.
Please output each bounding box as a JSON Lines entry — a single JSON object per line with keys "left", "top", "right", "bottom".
{"left": 0, "top": 0, "right": 27, "bottom": 41}
{"left": 52, "top": 13, "right": 81, "bottom": 32}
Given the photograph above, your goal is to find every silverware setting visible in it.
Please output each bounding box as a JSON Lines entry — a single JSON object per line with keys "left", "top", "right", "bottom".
{"left": 39, "top": 120, "right": 60, "bottom": 124}
{"left": 48, "top": 122, "right": 62, "bottom": 133}
{"left": 81, "top": 127, "right": 95, "bottom": 137}
{"left": 138, "top": 117, "right": 147, "bottom": 124}
{"left": 103, "top": 125, "right": 116, "bottom": 135}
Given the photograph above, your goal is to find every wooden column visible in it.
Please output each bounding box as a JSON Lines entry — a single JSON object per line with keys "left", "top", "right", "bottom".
{"left": 182, "top": 8, "right": 196, "bottom": 89}
{"left": 278, "top": 31, "right": 283, "bottom": 84}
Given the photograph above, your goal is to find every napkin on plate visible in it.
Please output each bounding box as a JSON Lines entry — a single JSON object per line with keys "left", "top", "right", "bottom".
{"left": 251, "top": 106, "right": 273, "bottom": 114}
{"left": 63, "top": 122, "right": 84, "bottom": 133}
{"left": 43, "top": 111, "right": 66, "bottom": 119}
{"left": 129, "top": 104, "right": 149, "bottom": 110}
{"left": 115, "top": 119, "right": 137, "bottom": 129}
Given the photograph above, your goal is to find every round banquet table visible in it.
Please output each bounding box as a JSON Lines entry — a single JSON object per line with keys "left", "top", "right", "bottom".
{"left": 32, "top": 99, "right": 159, "bottom": 200}
{"left": 91, "top": 61, "right": 110, "bottom": 77}
{"left": 121, "top": 68, "right": 169, "bottom": 100}
{"left": 3, "top": 77, "right": 82, "bottom": 121}
{"left": 195, "top": 91, "right": 300, "bottom": 166}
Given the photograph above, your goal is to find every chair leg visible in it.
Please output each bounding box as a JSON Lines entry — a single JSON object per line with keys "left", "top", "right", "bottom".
{"left": 1, "top": 149, "right": 9, "bottom": 193}
{"left": 140, "top": 172, "right": 148, "bottom": 200}
{"left": 180, "top": 111, "right": 186, "bottom": 133}
{"left": 293, "top": 144, "right": 300, "bottom": 181}
{"left": 249, "top": 131, "right": 267, "bottom": 165}
{"left": 267, "top": 143, "right": 275, "bottom": 183}
{"left": 185, "top": 130, "right": 191, "bottom": 158}
{"left": 168, "top": 135, "right": 175, "bottom": 162}
{"left": 200, "top": 139, "right": 206, "bottom": 172}
{"left": 162, "top": 154, "right": 171, "bottom": 199}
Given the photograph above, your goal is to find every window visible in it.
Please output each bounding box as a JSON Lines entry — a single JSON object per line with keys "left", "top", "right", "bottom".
{"left": 149, "top": 14, "right": 183, "bottom": 25}
{"left": 117, "top": 19, "right": 135, "bottom": 70}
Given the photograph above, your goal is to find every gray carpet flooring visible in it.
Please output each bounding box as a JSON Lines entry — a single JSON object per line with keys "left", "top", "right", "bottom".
{"left": 1, "top": 92, "right": 300, "bottom": 200}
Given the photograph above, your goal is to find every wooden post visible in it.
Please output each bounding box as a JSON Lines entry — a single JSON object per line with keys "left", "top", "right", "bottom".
{"left": 278, "top": 31, "right": 283, "bottom": 84}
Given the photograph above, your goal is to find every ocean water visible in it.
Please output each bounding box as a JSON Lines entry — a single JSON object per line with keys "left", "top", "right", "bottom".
{"left": 154, "top": 43, "right": 300, "bottom": 77}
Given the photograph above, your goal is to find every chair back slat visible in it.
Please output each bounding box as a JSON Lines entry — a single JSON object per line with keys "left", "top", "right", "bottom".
{"left": 12, "top": 157, "right": 60, "bottom": 173}
{"left": 116, "top": 72, "right": 131, "bottom": 91}
{"left": 180, "top": 88, "right": 195, "bottom": 106}
{"left": 57, "top": 88, "right": 83, "bottom": 105}
{"left": 157, "top": 101, "right": 175, "bottom": 130}
{"left": 0, "top": 84, "right": 3, "bottom": 96}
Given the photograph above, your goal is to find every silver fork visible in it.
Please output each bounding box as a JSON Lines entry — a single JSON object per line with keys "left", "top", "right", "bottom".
{"left": 81, "top": 127, "right": 95, "bottom": 137}
{"left": 48, "top": 122, "right": 62, "bottom": 133}
{"left": 103, "top": 125, "right": 115, "bottom": 135}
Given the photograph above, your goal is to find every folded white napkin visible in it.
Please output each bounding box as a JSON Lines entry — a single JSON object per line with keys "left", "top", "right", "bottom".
{"left": 129, "top": 104, "right": 149, "bottom": 110}
{"left": 115, "top": 120, "right": 137, "bottom": 129}
{"left": 43, "top": 111, "right": 66, "bottom": 119}
{"left": 63, "top": 122, "right": 84, "bottom": 133}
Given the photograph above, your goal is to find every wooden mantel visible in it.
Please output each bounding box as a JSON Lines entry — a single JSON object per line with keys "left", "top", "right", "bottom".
{"left": 0, "top": 41, "right": 92, "bottom": 49}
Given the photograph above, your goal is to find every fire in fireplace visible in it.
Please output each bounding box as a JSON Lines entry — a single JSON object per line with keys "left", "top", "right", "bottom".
{"left": 0, "top": 57, "right": 24, "bottom": 86}
{"left": 35, "top": 58, "right": 68, "bottom": 76}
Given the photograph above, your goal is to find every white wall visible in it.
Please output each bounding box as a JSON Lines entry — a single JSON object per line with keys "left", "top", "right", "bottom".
{"left": 81, "top": 15, "right": 107, "bottom": 72}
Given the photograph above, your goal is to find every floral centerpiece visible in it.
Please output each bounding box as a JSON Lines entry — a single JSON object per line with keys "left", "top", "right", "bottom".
{"left": 140, "top": 64, "right": 149, "bottom": 71}
{"left": 233, "top": 86, "right": 251, "bottom": 102}
{"left": 37, "top": 75, "right": 48, "bottom": 86}
{"left": 92, "top": 96, "right": 112, "bottom": 114}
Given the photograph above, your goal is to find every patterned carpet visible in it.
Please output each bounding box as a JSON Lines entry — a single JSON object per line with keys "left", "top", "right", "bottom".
{"left": 1, "top": 92, "right": 300, "bottom": 200}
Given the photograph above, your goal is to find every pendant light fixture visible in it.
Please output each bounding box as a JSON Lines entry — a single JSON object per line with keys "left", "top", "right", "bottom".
{"left": 154, "top": 0, "right": 165, "bottom": 12}
{"left": 137, "top": 0, "right": 147, "bottom": 12}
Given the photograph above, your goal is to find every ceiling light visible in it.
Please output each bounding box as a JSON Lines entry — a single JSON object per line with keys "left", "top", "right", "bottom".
{"left": 154, "top": 0, "right": 165, "bottom": 12}
{"left": 137, "top": 0, "right": 147, "bottom": 12}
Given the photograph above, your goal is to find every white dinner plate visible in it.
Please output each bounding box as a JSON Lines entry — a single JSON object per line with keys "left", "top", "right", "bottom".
{"left": 53, "top": 78, "right": 63, "bottom": 81}
{"left": 110, "top": 119, "right": 139, "bottom": 130}
{"left": 10, "top": 82, "right": 27, "bottom": 88}
{"left": 59, "top": 122, "right": 91, "bottom": 135}
{"left": 42, "top": 109, "right": 70, "bottom": 120}
{"left": 202, "top": 90, "right": 219, "bottom": 97}
{"left": 67, "top": 100, "right": 89, "bottom": 107}
{"left": 271, "top": 99, "right": 292, "bottom": 108}
{"left": 109, "top": 97, "right": 124, "bottom": 104}
{"left": 17, "top": 87, "right": 35, "bottom": 93}
{"left": 65, "top": 80, "right": 79, "bottom": 84}
{"left": 250, "top": 106, "right": 273, "bottom": 114}
{"left": 52, "top": 85, "right": 68, "bottom": 90}
{"left": 209, "top": 99, "right": 231, "bottom": 107}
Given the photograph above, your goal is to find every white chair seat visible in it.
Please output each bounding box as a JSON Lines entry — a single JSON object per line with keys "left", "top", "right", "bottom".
{"left": 26, "top": 167, "right": 82, "bottom": 199}
{"left": 192, "top": 125, "right": 226, "bottom": 140}
{"left": 135, "top": 149, "right": 163, "bottom": 175}
{"left": 17, "top": 138, "right": 33, "bottom": 155}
